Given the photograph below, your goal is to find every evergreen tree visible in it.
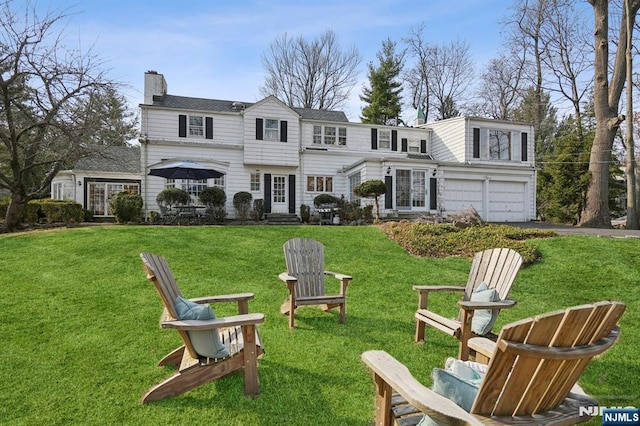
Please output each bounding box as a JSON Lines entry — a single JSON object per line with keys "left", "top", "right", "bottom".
{"left": 360, "top": 39, "right": 404, "bottom": 125}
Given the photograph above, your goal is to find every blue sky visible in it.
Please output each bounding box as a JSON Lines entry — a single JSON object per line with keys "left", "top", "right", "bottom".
{"left": 37, "top": 0, "right": 514, "bottom": 121}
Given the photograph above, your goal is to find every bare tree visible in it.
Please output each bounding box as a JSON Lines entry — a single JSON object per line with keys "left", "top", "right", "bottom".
{"left": 403, "top": 24, "right": 431, "bottom": 120}
{"left": 580, "top": 0, "right": 640, "bottom": 228}
{"left": 474, "top": 52, "right": 527, "bottom": 120}
{"left": 260, "top": 30, "right": 361, "bottom": 110}
{"left": 403, "top": 26, "right": 475, "bottom": 121}
{"left": 0, "top": 1, "right": 128, "bottom": 231}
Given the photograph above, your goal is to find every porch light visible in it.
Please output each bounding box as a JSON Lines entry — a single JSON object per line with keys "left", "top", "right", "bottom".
{"left": 386, "top": 166, "right": 391, "bottom": 175}
{"left": 78, "top": 180, "right": 82, "bottom": 186}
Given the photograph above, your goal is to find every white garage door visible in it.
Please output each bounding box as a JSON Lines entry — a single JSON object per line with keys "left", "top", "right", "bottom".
{"left": 489, "top": 181, "right": 526, "bottom": 222}
{"left": 444, "top": 179, "right": 483, "bottom": 216}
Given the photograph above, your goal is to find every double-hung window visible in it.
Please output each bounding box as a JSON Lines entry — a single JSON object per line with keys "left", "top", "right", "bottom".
{"left": 313, "top": 126, "right": 322, "bottom": 144}
{"left": 324, "top": 127, "right": 336, "bottom": 145}
{"left": 312, "top": 125, "right": 347, "bottom": 145}
{"left": 265, "top": 119, "right": 279, "bottom": 140}
{"left": 338, "top": 127, "right": 347, "bottom": 145}
{"left": 379, "top": 129, "right": 391, "bottom": 149}
{"left": 189, "top": 116, "right": 204, "bottom": 137}
{"left": 250, "top": 173, "right": 260, "bottom": 191}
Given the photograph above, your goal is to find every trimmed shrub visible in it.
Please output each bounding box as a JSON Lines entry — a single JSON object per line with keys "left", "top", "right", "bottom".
{"left": 233, "top": 191, "right": 252, "bottom": 223}
{"left": 156, "top": 188, "right": 190, "bottom": 209}
{"left": 110, "top": 191, "right": 143, "bottom": 223}
{"left": 39, "top": 199, "right": 84, "bottom": 223}
{"left": 200, "top": 187, "right": 226, "bottom": 223}
{"left": 313, "top": 194, "right": 339, "bottom": 207}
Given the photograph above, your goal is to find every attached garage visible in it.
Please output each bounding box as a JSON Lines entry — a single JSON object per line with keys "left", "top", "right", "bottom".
{"left": 488, "top": 181, "right": 526, "bottom": 222}
{"left": 443, "top": 179, "right": 483, "bottom": 215}
{"left": 443, "top": 178, "right": 528, "bottom": 222}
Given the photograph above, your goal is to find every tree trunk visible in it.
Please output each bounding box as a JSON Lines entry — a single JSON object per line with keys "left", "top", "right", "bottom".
{"left": 5, "top": 191, "right": 27, "bottom": 231}
{"left": 580, "top": 0, "right": 640, "bottom": 228}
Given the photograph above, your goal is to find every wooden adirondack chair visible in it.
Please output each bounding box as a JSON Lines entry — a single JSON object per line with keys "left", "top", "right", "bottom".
{"left": 140, "top": 252, "right": 265, "bottom": 404}
{"left": 363, "top": 301, "right": 626, "bottom": 426}
{"left": 279, "top": 238, "right": 352, "bottom": 328}
{"left": 414, "top": 247, "right": 523, "bottom": 360}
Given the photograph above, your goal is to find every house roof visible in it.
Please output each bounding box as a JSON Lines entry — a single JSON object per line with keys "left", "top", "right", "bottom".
{"left": 73, "top": 145, "right": 141, "bottom": 173}
{"left": 152, "top": 94, "right": 349, "bottom": 123}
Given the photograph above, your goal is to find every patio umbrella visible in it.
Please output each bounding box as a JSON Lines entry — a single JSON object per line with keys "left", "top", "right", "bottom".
{"left": 148, "top": 160, "right": 224, "bottom": 180}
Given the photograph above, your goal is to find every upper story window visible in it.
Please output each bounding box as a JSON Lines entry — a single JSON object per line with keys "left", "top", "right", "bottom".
{"left": 313, "top": 125, "right": 347, "bottom": 146}
{"left": 473, "top": 128, "right": 527, "bottom": 162}
{"left": 256, "top": 118, "right": 288, "bottom": 142}
{"left": 379, "top": 129, "right": 391, "bottom": 149}
{"left": 179, "top": 114, "right": 213, "bottom": 139}
{"left": 265, "top": 119, "right": 279, "bottom": 140}
{"left": 189, "top": 116, "right": 203, "bottom": 137}
{"left": 408, "top": 139, "right": 421, "bottom": 153}
{"left": 489, "top": 130, "right": 511, "bottom": 160}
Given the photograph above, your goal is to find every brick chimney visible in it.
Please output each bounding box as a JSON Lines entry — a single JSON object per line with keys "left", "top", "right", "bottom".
{"left": 144, "top": 70, "right": 167, "bottom": 104}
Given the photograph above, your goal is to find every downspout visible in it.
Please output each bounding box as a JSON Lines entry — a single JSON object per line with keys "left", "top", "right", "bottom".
{"left": 141, "top": 136, "right": 148, "bottom": 221}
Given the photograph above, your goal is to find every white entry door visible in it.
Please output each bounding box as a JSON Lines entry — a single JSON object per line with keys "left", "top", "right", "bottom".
{"left": 271, "top": 175, "right": 288, "bottom": 213}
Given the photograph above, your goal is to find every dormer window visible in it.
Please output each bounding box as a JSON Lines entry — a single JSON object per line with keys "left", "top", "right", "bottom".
{"left": 313, "top": 125, "right": 347, "bottom": 146}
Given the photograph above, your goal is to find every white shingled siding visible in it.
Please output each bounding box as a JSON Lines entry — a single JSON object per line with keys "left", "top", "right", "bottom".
{"left": 242, "top": 97, "right": 300, "bottom": 167}
{"left": 142, "top": 107, "right": 244, "bottom": 146}
{"left": 429, "top": 117, "right": 467, "bottom": 163}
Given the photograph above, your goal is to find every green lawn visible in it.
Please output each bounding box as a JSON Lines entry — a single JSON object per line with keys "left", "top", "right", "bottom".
{"left": 0, "top": 225, "right": 637, "bottom": 425}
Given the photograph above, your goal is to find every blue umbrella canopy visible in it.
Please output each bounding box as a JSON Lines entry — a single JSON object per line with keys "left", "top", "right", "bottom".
{"left": 148, "top": 161, "right": 224, "bottom": 180}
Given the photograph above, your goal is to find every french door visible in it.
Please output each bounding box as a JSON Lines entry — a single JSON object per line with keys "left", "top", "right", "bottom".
{"left": 395, "top": 169, "right": 427, "bottom": 211}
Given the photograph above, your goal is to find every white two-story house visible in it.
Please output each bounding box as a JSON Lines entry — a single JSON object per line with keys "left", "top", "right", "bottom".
{"left": 53, "top": 71, "right": 536, "bottom": 222}
{"left": 138, "top": 71, "right": 536, "bottom": 222}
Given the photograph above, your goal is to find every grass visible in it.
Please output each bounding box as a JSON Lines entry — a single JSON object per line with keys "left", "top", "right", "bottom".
{"left": 0, "top": 225, "right": 638, "bottom": 425}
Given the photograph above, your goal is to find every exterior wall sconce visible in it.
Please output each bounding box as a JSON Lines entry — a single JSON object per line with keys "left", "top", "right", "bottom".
{"left": 386, "top": 166, "right": 391, "bottom": 175}
{"left": 78, "top": 180, "right": 82, "bottom": 186}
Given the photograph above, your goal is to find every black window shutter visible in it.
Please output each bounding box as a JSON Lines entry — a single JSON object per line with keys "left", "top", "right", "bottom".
{"left": 205, "top": 117, "right": 213, "bottom": 139}
{"left": 430, "top": 178, "right": 437, "bottom": 210}
{"left": 391, "top": 130, "right": 398, "bottom": 151}
{"left": 521, "top": 132, "right": 528, "bottom": 161}
{"left": 401, "top": 138, "right": 408, "bottom": 152}
{"left": 256, "top": 118, "right": 264, "bottom": 140}
{"left": 384, "top": 176, "right": 393, "bottom": 209}
{"left": 472, "top": 128, "right": 480, "bottom": 158}
{"left": 178, "top": 114, "right": 187, "bottom": 138}
{"left": 263, "top": 174, "right": 272, "bottom": 213}
{"left": 288, "top": 175, "right": 295, "bottom": 213}
{"left": 280, "top": 120, "right": 288, "bottom": 142}
{"left": 420, "top": 139, "right": 427, "bottom": 153}
{"left": 371, "top": 128, "right": 378, "bottom": 150}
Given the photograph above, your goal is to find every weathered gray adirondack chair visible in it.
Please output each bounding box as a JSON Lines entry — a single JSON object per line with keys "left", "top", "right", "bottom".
{"left": 363, "top": 301, "right": 626, "bottom": 425}
{"left": 279, "top": 238, "right": 352, "bottom": 328}
{"left": 414, "top": 247, "right": 522, "bottom": 360}
{"left": 140, "top": 252, "right": 265, "bottom": 403}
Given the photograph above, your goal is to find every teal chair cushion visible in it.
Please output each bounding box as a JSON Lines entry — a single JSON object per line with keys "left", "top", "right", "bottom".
{"left": 174, "top": 296, "right": 229, "bottom": 359}
{"left": 417, "top": 359, "right": 484, "bottom": 425}
{"left": 470, "top": 282, "right": 499, "bottom": 335}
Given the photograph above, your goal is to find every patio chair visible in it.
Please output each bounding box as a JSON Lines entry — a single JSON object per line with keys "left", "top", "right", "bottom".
{"left": 139, "top": 252, "right": 265, "bottom": 403}
{"left": 362, "top": 300, "right": 626, "bottom": 425}
{"left": 414, "top": 247, "right": 522, "bottom": 360}
{"left": 278, "top": 238, "right": 352, "bottom": 328}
